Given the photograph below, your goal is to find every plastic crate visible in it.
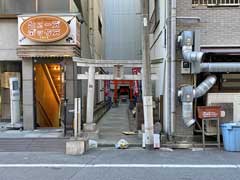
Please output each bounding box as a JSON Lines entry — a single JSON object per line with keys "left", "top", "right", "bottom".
{"left": 221, "top": 123, "right": 240, "bottom": 152}
{"left": 197, "top": 106, "right": 221, "bottom": 119}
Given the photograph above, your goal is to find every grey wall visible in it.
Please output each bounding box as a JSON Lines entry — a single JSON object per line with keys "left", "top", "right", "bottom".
{"left": 103, "top": 0, "right": 142, "bottom": 60}
{"left": 0, "top": 19, "right": 21, "bottom": 61}
{"left": 149, "top": 0, "right": 167, "bottom": 96}
{"left": 177, "top": 0, "right": 240, "bottom": 46}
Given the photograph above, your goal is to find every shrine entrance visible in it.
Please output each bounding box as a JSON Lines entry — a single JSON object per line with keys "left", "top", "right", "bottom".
{"left": 73, "top": 57, "right": 158, "bottom": 141}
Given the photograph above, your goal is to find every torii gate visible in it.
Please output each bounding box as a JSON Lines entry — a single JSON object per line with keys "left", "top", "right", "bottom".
{"left": 73, "top": 57, "right": 159, "bottom": 138}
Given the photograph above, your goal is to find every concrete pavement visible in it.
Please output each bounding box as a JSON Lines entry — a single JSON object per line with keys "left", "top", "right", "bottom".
{"left": 97, "top": 103, "right": 141, "bottom": 146}
{"left": 0, "top": 148, "right": 239, "bottom": 180}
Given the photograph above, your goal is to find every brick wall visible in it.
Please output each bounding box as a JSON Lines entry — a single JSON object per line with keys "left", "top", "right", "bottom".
{"left": 174, "top": 0, "right": 240, "bottom": 136}
{"left": 177, "top": 0, "right": 240, "bottom": 45}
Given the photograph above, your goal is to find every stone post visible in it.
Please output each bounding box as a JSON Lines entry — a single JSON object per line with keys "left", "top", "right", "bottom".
{"left": 22, "top": 58, "right": 34, "bottom": 130}
{"left": 83, "top": 66, "right": 99, "bottom": 139}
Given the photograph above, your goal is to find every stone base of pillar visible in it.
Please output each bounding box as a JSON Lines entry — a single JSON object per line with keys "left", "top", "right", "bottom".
{"left": 83, "top": 123, "right": 99, "bottom": 139}
{"left": 65, "top": 137, "right": 89, "bottom": 155}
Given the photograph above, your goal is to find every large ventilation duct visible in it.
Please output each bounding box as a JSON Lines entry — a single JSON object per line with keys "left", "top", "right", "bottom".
{"left": 178, "top": 30, "right": 240, "bottom": 128}
{"left": 180, "top": 31, "right": 240, "bottom": 74}
{"left": 179, "top": 85, "right": 195, "bottom": 127}
{"left": 182, "top": 46, "right": 204, "bottom": 64}
{"left": 201, "top": 63, "right": 240, "bottom": 72}
{"left": 179, "top": 31, "right": 204, "bottom": 71}
{"left": 194, "top": 75, "right": 217, "bottom": 98}
{"left": 178, "top": 75, "right": 217, "bottom": 127}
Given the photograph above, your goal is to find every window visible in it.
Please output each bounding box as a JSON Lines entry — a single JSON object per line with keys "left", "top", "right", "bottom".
{"left": 38, "top": 0, "right": 69, "bottom": 13}
{"left": 98, "top": 17, "right": 102, "bottom": 36}
{"left": 0, "top": 0, "right": 36, "bottom": 14}
{"left": 192, "top": 0, "right": 240, "bottom": 7}
{"left": 149, "top": 0, "right": 160, "bottom": 33}
{"left": 0, "top": 0, "right": 79, "bottom": 16}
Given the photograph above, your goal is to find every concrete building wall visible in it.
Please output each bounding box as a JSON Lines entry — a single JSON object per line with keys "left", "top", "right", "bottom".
{"left": 79, "top": 0, "right": 91, "bottom": 101}
{"left": 91, "top": 0, "right": 104, "bottom": 102}
{"left": 80, "top": 0, "right": 104, "bottom": 103}
{"left": 81, "top": 0, "right": 104, "bottom": 60}
{"left": 92, "top": 0, "right": 103, "bottom": 59}
{"left": 0, "top": 19, "right": 20, "bottom": 61}
{"left": 0, "top": 18, "right": 22, "bottom": 121}
{"left": 149, "top": 0, "right": 167, "bottom": 96}
{"left": 103, "top": 0, "right": 142, "bottom": 61}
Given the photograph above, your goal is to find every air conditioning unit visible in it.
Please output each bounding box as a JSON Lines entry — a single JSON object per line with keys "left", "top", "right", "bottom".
{"left": 18, "top": 14, "right": 80, "bottom": 47}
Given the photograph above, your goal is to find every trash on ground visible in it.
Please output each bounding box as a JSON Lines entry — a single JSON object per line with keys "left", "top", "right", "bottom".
{"left": 122, "top": 131, "right": 137, "bottom": 135}
{"left": 160, "top": 147, "right": 173, "bottom": 152}
{"left": 115, "top": 139, "right": 129, "bottom": 149}
{"left": 89, "top": 140, "right": 98, "bottom": 148}
{"left": 191, "top": 148, "right": 204, "bottom": 152}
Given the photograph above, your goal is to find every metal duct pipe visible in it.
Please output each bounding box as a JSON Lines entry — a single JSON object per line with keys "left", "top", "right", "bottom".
{"left": 179, "top": 31, "right": 204, "bottom": 63}
{"left": 179, "top": 75, "right": 216, "bottom": 127}
{"left": 179, "top": 85, "right": 194, "bottom": 127}
{"left": 182, "top": 46, "right": 204, "bottom": 63}
{"left": 194, "top": 75, "right": 217, "bottom": 98}
{"left": 182, "top": 102, "right": 195, "bottom": 127}
{"left": 201, "top": 63, "right": 240, "bottom": 72}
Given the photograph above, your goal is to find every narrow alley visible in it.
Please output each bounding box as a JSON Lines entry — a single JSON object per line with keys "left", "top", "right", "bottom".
{"left": 97, "top": 103, "right": 141, "bottom": 146}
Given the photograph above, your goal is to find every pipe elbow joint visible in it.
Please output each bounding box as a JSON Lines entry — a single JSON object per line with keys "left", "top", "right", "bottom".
{"left": 182, "top": 48, "right": 204, "bottom": 63}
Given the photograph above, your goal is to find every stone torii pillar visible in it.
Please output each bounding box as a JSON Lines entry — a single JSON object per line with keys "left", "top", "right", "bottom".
{"left": 83, "top": 66, "right": 99, "bottom": 138}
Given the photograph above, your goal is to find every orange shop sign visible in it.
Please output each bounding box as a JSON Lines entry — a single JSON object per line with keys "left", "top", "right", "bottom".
{"left": 20, "top": 15, "right": 70, "bottom": 43}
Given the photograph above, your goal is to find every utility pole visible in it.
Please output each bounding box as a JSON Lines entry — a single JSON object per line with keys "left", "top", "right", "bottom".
{"left": 142, "top": 0, "right": 154, "bottom": 149}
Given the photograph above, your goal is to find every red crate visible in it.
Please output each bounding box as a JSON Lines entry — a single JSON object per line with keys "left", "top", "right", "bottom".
{"left": 197, "top": 106, "right": 221, "bottom": 119}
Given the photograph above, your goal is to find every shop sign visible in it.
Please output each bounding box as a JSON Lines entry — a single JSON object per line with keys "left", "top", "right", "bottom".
{"left": 20, "top": 15, "right": 70, "bottom": 43}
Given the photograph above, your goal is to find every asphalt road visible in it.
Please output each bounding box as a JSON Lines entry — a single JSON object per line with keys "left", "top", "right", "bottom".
{"left": 0, "top": 148, "right": 239, "bottom": 180}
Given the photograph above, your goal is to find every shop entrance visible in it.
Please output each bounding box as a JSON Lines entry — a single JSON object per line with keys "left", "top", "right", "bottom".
{"left": 34, "top": 63, "right": 63, "bottom": 128}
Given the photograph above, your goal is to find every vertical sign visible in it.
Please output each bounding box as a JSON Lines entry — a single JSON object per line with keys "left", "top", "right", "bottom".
{"left": 113, "top": 65, "right": 124, "bottom": 80}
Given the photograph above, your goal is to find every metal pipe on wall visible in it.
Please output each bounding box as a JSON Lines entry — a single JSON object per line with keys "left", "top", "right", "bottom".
{"left": 201, "top": 63, "right": 240, "bottom": 72}
{"left": 163, "top": 0, "right": 171, "bottom": 135}
{"left": 194, "top": 75, "right": 217, "bottom": 98}
{"left": 170, "top": 0, "right": 177, "bottom": 136}
{"left": 179, "top": 75, "right": 217, "bottom": 127}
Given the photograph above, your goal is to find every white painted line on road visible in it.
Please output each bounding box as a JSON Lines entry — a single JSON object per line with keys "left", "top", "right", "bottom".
{"left": 0, "top": 164, "right": 239, "bottom": 168}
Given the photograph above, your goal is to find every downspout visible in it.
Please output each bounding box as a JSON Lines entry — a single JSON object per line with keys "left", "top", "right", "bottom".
{"left": 89, "top": 0, "right": 95, "bottom": 59}
{"left": 178, "top": 75, "right": 217, "bottom": 127}
{"left": 170, "top": 0, "right": 176, "bottom": 136}
{"left": 164, "top": 0, "right": 171, "bottom": 135}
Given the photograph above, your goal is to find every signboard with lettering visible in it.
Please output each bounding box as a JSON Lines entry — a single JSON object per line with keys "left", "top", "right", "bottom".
{"left": 20, "top": 15, "right": 70, "bottom": 43}
{"left": 113, "top": 65, "right": 124, "bottom": 80}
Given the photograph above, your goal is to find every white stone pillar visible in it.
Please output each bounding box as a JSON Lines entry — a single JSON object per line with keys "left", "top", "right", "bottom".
{"left": 86, "top": 66, "right": 95, "bottom": 124}
{"left": 83, "top": 66, "right": 98, "bottom": 139}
